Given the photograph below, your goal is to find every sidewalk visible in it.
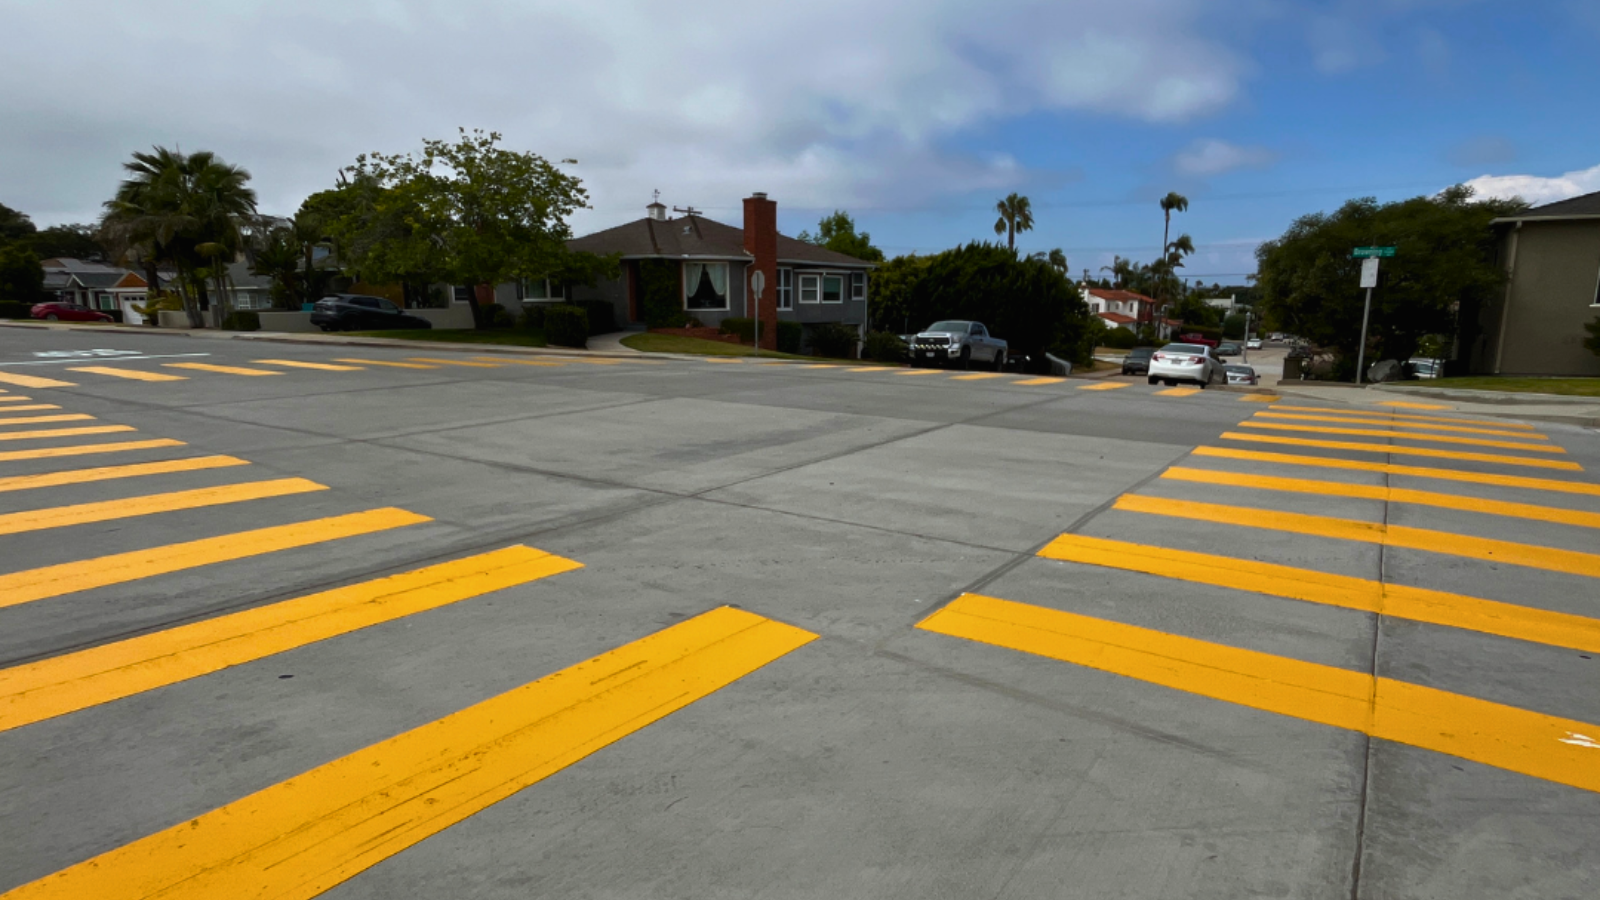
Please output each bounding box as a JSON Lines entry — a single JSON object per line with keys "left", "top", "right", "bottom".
{"left": 1269, "top": 379, "right": 1600, "bottom": 427}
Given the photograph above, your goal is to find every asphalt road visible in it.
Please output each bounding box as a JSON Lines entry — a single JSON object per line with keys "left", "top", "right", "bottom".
{"left": 1, "top": 326, "right": 1598, "bottom": 900}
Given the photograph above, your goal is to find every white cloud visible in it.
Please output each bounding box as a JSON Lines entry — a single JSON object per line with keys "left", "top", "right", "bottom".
{"left": 1172, "top": 139, "right": 1277, "bottom": 176}
{"left": 1464, "top": 164, "right": 1600, "bottom": 206}
{"left": 0, "top": 0, "right": 1253, "bottom": 229}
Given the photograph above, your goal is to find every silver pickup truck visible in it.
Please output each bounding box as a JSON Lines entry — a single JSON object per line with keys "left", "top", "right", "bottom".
{"left": 908, "top": 320, "right": 1008, "bottom": 370}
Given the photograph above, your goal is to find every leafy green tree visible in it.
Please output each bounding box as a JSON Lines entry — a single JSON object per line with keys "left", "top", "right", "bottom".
{"left": 906, "top": 242, "right": 1091, "bottom": 366}
{"left": 1169, "top": 294, "right": 1221, "bottom": 328}
{"left": 1255, "top": 185, "right": 1525, "bottom": 366}
{"left": 867, "top": 253, "right": 933, "bottom": 332}
{"left": 797, "top": 210, "right": 884, "bottom": 262}
{"left": 1, "top": 202, "right": 36, "bottom": 244}
{"left": 1222, "top": 312, "right": 1248, "bottom": 340}
{"left": 100, "top": 147, "right": 258, "bottom": 327}
{"left": 993, "top": 193, "right": 1034, "bottom": 251}
{"left": 0, "top": 243, "right": 44, "bottom": 303}
{"left": 345, "top": 129, "right": 613, "bottom": 328}
{"left": 29, "top": 224, "right": 105, "bottom": 261}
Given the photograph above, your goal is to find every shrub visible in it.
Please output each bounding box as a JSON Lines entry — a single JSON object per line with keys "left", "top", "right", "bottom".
{"left": 572, "top": 299, "right": 615, "bottom": 335}
{"left": 863, "top": 331, "right": 907, "bottom": 362}
{"left": 808, "top": 323, "right": 858, "bottom": 359}
{"left": 481, "top": 302, "right": 515, "bottom": 329}
{"left": 0, "top": 300, "right": 31, "bottom": 319}
{"left": 776, "top": 320, "right": 802, "bottom": 354}
{"left": 639, "top": 259, "right": 689, "bottom": 328}
{"left": 220, "top": 310, "right": 260, "bottom": 331}
{"left": 1100, "top": 327, "right": 1139, "bottom": 349}
{"left": 719, "top": 317, "right": 760, "bottom": 341}
{"left": 545, "top": 304, "right": 589, "bottom": 348}
{"left": 521, "top": 304, "right": 546, "bottom": 331}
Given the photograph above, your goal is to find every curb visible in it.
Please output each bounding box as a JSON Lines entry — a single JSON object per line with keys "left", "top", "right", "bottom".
{"left": 1370, "top": 383, "right": 1600, "bottom": 407}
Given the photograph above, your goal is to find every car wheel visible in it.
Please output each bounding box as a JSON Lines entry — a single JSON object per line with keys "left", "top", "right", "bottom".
{"left": 1147, "top": 376, "right": 1158, "bottom": 385}
{"left": 1197, "top": 378, "right": 1207, "bottom": 389}
{"left": 993, "top": 351, "right": 1006, "bottom": 372}
{"left": 959, "top": 347, "right": 971, "bottom": 370}
{"left": 45, "top": 314, "right": 58, "bottom": 321}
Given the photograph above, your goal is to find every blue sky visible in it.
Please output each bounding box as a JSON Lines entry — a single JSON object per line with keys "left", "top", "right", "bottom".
{"left": 2, "top": 0, "right": 1596, "bottom": 285}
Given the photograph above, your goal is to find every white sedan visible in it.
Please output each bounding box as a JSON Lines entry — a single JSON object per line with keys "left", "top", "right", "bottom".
{"left": 1147, "top": 343, "right": 1225, "bottom": 388}
{"left": 1246, "top": 338, "right": 1263, "bottom": 350}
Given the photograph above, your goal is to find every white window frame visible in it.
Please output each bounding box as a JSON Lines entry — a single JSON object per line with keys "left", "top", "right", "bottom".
{"left": 452, "top": 285, "right": 473, "bottom": 305}
{"left": 1592, "top": 261, "right": 1600, "bottom": 307}
{"left": 682, "top": 261, "right": 731, "bottom": 312}
{"left": 521, "top": 278, "right": 561, "bottom": 302}
{"left": 851, "top": 271, "right": 866, "bottom": 301}
{"left": 777, "top": 268, "right": 793, "bottom": 311}
{"left": 798, "top": 273, "right": 820, "bottom": 304}
{"left": 821, "top": 273, "right": 844, "bottom": 305}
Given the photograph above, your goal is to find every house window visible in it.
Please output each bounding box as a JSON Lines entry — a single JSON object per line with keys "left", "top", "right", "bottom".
{"left": 851, "top": 272, "right": 866, "bottom": 301}
{"left": 821, "top": 275, "right": 843, "bottom": 304}
{"left": 777, "top": 268, "right": 793, "bottom": 310}
{"left": 798, "top": 273, "right": 820, "bottom": 304}
{"left": 95, "top": 293, "right": 115, "bottom": 310}
{"left": 452, "top": 285, "right": 473, "bottom": 304}
{"left": 683, "top": 262, "right": 729, "bottom": 310}
{"left": 522, "top": 278, "right": 562, "bottom": 301}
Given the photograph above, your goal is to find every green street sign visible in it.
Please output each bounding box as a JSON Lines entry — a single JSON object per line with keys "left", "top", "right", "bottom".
{"left": 1352, "top": 246, "right": 1396, "bottom": 258}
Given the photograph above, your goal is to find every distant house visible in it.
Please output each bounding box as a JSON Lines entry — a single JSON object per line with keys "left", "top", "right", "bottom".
{"left": 1203, "top": 295, "right": 1241, "bottom": 312}
{"left": 1083, "top": 287, "right": 1175, "bottom": 339}
{"left": 561, "top": 194, "right": 874, "bottom": 349}
{"left": 41, "top": 258, "right": 149, "bottom": 323}
{"left": 1095, "top": 310, "right": 1137, "bottom": 331}
{"left": 1467, "top": 190, "right": 1600, "bottom": 376}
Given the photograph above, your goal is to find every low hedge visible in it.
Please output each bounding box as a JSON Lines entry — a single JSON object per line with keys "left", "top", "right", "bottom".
{"left": 220, "top": 310, "right": 260, "bottom": 331}
{"left": 808, "top": 323, "right": 858, "bottom": 359}
{"left": 718, "top": 317, "right": 761, "bottom": 341}
{"left": 1100, "top": 327, "right": 1140, "bottom": 349}
{"left": 521, "top": 304, "right": 545, "bottom": 331}
{"left": 862, "top": 331, "right": 907, "bottom": 362}
{"left": 481, "top": 302, "right": 515, "bottom": 329}
{"left": 0, "top": 301, "right": 32, "bottom": 319}
{"left": 572, "top": 299, "right": 614, "bottom": 335}
{"left": 545, "top": 304, "right": 589, "bottom": 348}
{"left": 776, "top": 320, "right": 802, "bottom": 354}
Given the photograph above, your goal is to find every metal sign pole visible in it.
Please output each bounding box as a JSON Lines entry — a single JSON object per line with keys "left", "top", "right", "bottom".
{"left": 1355, "top": 286, "right": 1373, "bottom": 384}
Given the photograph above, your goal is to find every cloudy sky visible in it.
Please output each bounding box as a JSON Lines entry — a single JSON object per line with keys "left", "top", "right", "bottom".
{"left": 3, "top": 0, "right": 1596, "bottom": 282}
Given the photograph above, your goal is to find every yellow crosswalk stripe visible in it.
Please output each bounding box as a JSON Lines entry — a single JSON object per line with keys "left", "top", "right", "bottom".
{"left": 0, "top": 395, "right": 35, "bottom": 402}
{"left": 1114, "top": 493, "right": 1600, "bottom": 579}
{"left": 919, "top": 594, "right": 1600, "bottom": 794}
{"left": 1377, "top": 400, "right": 1451, "bottom": 409}
{"left": 1268, "top": 405, "right": 1534, "bottom": 430}
{"left": 1162, "top": 466, "right": 1600, "bottom": 529}
{"left": 0, "top": 371, "right": 75, "bottom": 389}
{"left": 0, "top": 456, "right": 248, "bottom": 495}
{"left": 331, "top": 358, "right": 439, "bottom": 369}
{"left": 1191, "top": 446, "right": 1600, "bottom": 496}
{"left": 0, "top": 508, "right": 430, "bottom": 610}
{"left": 0, "top": 478, "right": 326, "bottom": 538}
{"left": 1039, "top": 534, "right": 1600, "bottom": 653}
{"left": 0, "top": 404, "right": 62, "bottom": 413}
{"left": 405, "top": 357, "right": 501, "bottom": 368}
{"left": 1079, "top": 381, "right": 1131, "bottom": 391}
{"left": 895, "top": 369, "right": 942, "bottom": 376}
{"left": 701, "top": 358, "right": 743, "bottom": 364}
{"left": 0, "top": 414, "right": 96, "bottom": 427}
{"left": 849, "top": 366, "right": 895, "bottom": 373}
{"left": 1237, "top": 420, "right": 1560, "bottom": 453}
{"left": 0, "top": 545, "right": 582, "bottom": 734}
{"left": 0, "top": 425, "right": 135, "bottom": 443}
{"left": 1254, "top": 411, "right": 1545, "bottom": 439}
{"left": 6, "top": 607, "right": 816, "bottom": 900}
{"left": 251, "top": 359, "right": 365, "bottom": 372}
{"left": 472, "top": 357, "right": 564, "bottom": 366}
{"left": 1238, "top": 394, "right": 1280, "bottom": 403}
{"left": 798, "top": 363, "right": 840, "bottom": 368}
{"left": 0, "top": 439, "right": 185, "bottom": 464}
{"left": 1155, "top": 387, "right": 1200, "bottom": 397}
{"left": 1218, "top": 432, "right": 1582, "bottom": 471}
{"left": 66, "top": 366, "right": 186, "bottom": 382}
{"left": 951, "top": 372, "right": 1006, "bottom": 381}
{"left": 162, "top": 363, "right": 282, "bottom": 377}
{"left": 1013, "top": 377, "right": 1065, "bottom": 386}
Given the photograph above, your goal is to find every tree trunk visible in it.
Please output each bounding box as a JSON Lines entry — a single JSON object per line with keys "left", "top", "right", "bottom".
{"left": 177, "top": 276, "right": 203, "bottom": 329}
{"left": 466, "top": 282, "right": 491, "bottom": 329}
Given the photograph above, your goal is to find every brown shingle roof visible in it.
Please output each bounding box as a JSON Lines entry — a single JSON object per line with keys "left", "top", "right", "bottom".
{"left": 1493, "top": 189, "right": 1600, "bottom": 223}
{"left": 567, "top": 215, "right": 874, "bottom": 267}
{"left": 1087, "top": 288, "right": 1156, "bottom": 304}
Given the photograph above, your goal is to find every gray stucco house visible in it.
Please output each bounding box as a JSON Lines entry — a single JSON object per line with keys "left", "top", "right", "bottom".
{"left": 1466, "top": 190, "right": 1600, "bottom": 376}
{"left": 560, "top": 194, "right": 874, "bottom": 349}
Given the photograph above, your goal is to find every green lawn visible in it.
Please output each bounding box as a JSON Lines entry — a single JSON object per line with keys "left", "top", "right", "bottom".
{"left": 1423, "top": 376, "right": 1600, "bottom": 397}
{"left": 344, "top": 328, "right": 547, "bottom": 348}
{"left": 620, "top": 332, "right": 871, "bottom": 362}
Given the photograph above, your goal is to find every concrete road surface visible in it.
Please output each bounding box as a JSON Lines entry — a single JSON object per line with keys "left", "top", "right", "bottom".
{"left": 1, "top": 327, "right": 1597, "bottom": 900}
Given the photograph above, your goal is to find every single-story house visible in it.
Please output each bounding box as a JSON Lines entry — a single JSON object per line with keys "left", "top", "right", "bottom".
{"left": 561, "top": 194, "right": 874, "bottom": 350}
{"left": 42, "top": 258, "right": 150, "bottom": 323}
{"left": 1083, "top": 287, "right": 1177, "bottom": 340}
{"left": 1464, "top": 190, "right": 1600, "bottom": 376}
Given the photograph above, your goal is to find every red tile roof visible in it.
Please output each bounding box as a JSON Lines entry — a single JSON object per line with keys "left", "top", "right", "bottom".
{"left": 1097, "top": 311, "right": 1136, "bottom": 324}
{"left": 1087, "top": 288, "right": 1156, "bottom": 304}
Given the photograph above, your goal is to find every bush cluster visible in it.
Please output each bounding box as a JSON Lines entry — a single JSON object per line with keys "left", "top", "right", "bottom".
{"left": 220, "top": 310, "right": 260, "bottom": 331}
{"left": 1099, "top": 327, "right": 1140, "bottom": 349}
{"left": 718, "top": 317, "right": 761, "bottom": 342}
{"left": 571, "top": 299, "right": 615, "bottom": 335}
{"left": 862, "top": 331, "right": 907, "bottom": 362}
{"left": 521, "top": 304, "right": 545, "bottom": 331}
{"left": 481, "top": 302, "right": 515, "bottom": 329}
{"left": 776, "top": 320, "right": 802, "bottom": 354}
{"left": 544, "top": 304, "right": 589, "bottom": 348}
{"left": 808, "top": 323, "right": 858, "bottom": 359}
{"left": 0, "top": 300, "right": 31, "bottom": 319}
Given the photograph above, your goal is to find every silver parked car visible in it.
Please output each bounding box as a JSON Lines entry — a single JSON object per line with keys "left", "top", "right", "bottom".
{"left": 909, "top": 320, "right": 1008, "bottom": 370}
{"left": 1147, "top": 343, "right": 1225, "bottom": 388}
{"left": 1224, "top": 364, "right": 1259, "bottom": 386}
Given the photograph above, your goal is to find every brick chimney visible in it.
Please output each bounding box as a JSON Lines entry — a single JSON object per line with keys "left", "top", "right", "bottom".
{"left": 743, "top": 192, "right": 779, "bottom": 351}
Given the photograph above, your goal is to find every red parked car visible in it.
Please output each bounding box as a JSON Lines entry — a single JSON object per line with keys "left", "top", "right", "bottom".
{"left": 1177, "top": 331, "right": 1219, "bottom": 348}
{"left": 31, "top": 301, "right": 113, "bottom": 323}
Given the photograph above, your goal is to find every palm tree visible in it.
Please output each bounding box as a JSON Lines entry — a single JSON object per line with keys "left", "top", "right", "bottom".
{"left": 101, "top": 148, "right": 257, "bottom": 327}
{"left": 1030, "top": 247, "right": 1068, "bottom": 274}
{"left": 1159, "top": 192, "right": 1188, "bottom": 265}
{"left": 993, "top": 193, "right": 1034, "bottom": 251}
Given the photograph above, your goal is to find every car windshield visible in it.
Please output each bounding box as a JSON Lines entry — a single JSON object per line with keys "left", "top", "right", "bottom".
{"left": 1161, "top": 344, "right": 1205, "bottom": 354}
{"left": 1127, "top": 348, "right": 1154, "bottom": 358}
{"left": 925, "top": 321, "right": 970, "bottom": 333}
{"left": 1226, "top": 366, "right": 1255, "bottom": 374}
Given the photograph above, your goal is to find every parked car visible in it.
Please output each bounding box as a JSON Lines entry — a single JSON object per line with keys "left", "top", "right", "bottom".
{"left": 310, "top": 294, "right": 433, "bottom": 332}
{"left": 1120, "top": 346, "right": 1156, "bottom": 376}
{"left": 1148, "top": 343, "right": 1225, "bottom": 387}
{"left": 31, "top": 301, "right": 113, "bottom": 323}
{"left": 1246, "top": 338, "right": 1263, "bottom": 350}
{"left": 1176, "top": 331, "right": 1219, "bottom": 348}
{"left": 909, "top": 320, "right": 1007, "bottom": 370}
{"left": 1408, "top": 357, "right": 1443, "bottom": 379}
{"left": 1215, "top": 342, "right": 1242, "bottom": 357}
{"left": 1224, "top": 364, "right": 1259, "bottom": 386}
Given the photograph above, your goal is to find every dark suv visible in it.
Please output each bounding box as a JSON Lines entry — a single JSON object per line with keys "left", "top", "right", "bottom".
{"left": 310, "top": 294, "right": 433, "bottom": 332}
{"left": 1120, "top": 346, "right": 1156, "bottom": 376}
